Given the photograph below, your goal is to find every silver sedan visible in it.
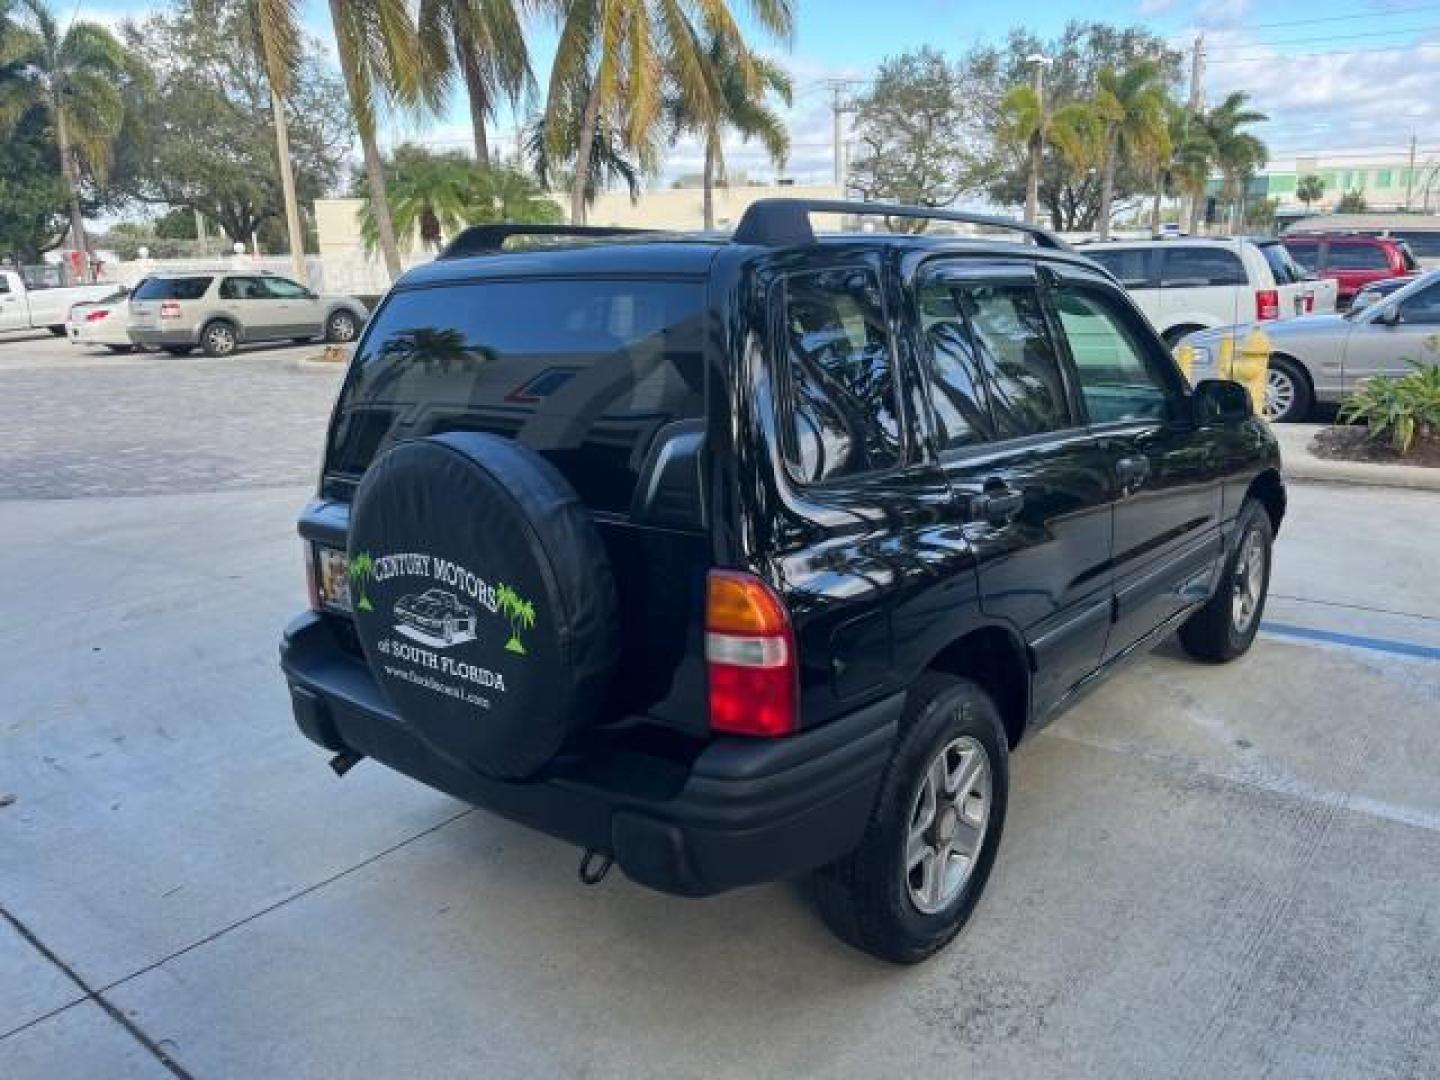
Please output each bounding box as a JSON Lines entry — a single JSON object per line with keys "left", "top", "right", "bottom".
{"left": 1185, "top": 269, "right": 1440, "bottom": 422}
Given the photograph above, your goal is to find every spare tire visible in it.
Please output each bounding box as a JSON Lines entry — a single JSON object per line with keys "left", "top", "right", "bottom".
{"left": 347, "top": 432, "right": 619, "bottom": 780}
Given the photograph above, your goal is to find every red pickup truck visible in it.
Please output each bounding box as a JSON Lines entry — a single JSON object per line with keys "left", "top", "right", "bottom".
{"left": 1280, "top": 234, "right": 1418, "bottom": 308}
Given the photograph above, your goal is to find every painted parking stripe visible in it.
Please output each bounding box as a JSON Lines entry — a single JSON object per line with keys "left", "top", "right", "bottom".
{"left": 1261, "top": 621, "right": 1440, "bottom": 662}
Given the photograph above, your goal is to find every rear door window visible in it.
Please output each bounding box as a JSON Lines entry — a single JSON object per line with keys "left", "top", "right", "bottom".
{"left": 1257, "top": 242, "right": 1304, "bottom": 285}
{"left": 219, "top": 276, "right": 266, "bottom": 300}
{"left": 1158, "top": 248, "right": 1247, "bottom": 287}
{"left": 1086, "top": 248, "right": 1155, "bottom": 288}
{"left": 781, "top": 267, "right": 902, "bottom": 483}
{"left": 1285, "top": 240, "right": 1321, "bottom": 272}
{"left": 326, "top": 278, "right": 707, "bottom": 514}
{"left": 133, "top": 277, "right": 213, "bottom": 300}
{"left": 953, "top": 283, "right": 1074, "bottom": 440}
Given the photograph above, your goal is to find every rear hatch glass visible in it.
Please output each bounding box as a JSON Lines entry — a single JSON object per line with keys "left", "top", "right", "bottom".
{"left": 325, "top": 278, "right": 707, "bottom": 514}
{"left": 132, "top": 277, "right": 212, "bottom": 300}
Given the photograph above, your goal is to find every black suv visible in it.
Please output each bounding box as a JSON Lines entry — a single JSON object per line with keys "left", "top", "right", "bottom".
{"left": 281, "top": 201, "right": 1284, "bottom": 963}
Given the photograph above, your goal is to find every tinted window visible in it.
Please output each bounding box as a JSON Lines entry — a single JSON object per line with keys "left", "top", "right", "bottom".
{"left": 1286, "top": 241, "right": 1321, "bottom": 271}
{"left": 133, "top": 277, "right": 213, "bottom": 300}
{"left": 1053, "top": 287, "right": 1173, "bottom": 423}
{"left": 1397, "top": 280, "right": 1440, "bottom": 324}
{"left": 327, "top": 279, "right": 706, "bottom": 513}
{"left": 0, "top": 277, "right": 8, "bottom": 294}
{"left": 263, "top": 277, "right": 311, "bottom": 299}
{"left": 219, "top": 276, "right": 266, "bottom": 300}
{"left": 957, "top": 284, "right": 1072, "bottom": 439}
{"left": 917, "top": 285, "right": 993, "bottom": 450}
{"left": 1159, "top": 247, "right": 1247, "bottom": 287}
{"left": 1393, "top": 231, "right": 1440, "bottom": 259}
{"left": 1087, "top": 248, "right": 1154, "bottom": 288}
{"left": 1327, "top": 243, "right": 1390, "bottom": 270}
{"left": 782, "top": 268, "right": 901, "bottom": 483}
{"left": 1258, "top": 242, "right": 1304, "bottom": 285}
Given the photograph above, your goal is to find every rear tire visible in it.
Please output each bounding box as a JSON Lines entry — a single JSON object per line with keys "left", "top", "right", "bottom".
{"left": 1264, "top": 355, "right": 1312, "bottom": 423}
{"left": 813, "top": 674, "right": 1008, "bottom": 964}
{"left": 1179, "top": 498, "right": 1273, "bottom": 662}
{"left": 47, "top": 325, "right": 65, "bottom": 337}
{"left": 200, "top": 319, "right": 238, "bottom": 358}
{"left": 325, "top": 309, "right": 359, "bottom": 343}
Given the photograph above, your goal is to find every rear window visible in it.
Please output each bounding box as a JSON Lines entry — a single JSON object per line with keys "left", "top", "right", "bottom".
{"left": 1285, "top": 240, "right": 1321, "bottom": 271}
{"left": 1257, "top": 242, "right": 1304, "bottom": 285}
{"left": 1087, "top": 248, "right": 1154, "bottom": 288}
{"left": 1392, "top": 231, "right": 1440, "bottom": 259}
{"left": 325, "top": 278, "right": 706, "bottom": 514}
{"left": 1326, "top": 243, "right": 1391, "bottom": 271}
{"left": 133, "top": 277, "right": 213, "bottom": 301}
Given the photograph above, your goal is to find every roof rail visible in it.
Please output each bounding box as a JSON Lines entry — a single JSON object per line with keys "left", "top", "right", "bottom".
{"left": 732, "top": 198, "right": 1069, "bottom": 250}
{"left": 439, "top": 223, "right": 661, "bottom": 259}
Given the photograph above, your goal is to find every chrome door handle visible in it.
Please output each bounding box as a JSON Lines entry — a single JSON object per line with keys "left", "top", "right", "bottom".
{"left": 972, "top": 484, "right": 1025, "bottom": 526}
{"left": 1116, "top": 455, "right": 1150, "bottom": 491}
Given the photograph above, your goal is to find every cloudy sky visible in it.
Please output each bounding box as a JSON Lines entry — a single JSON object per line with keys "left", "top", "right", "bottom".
{"left": 80, "top": 0, "right": 1440, "bottom": 190}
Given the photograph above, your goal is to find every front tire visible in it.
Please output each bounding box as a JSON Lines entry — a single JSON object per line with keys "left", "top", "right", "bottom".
{"left": 1264, "top": 355, "right": 1313, "bottom": 423}
{"left": 1179, "top": 498, "right": 1274, "bottom": 662}
{"left": 814, "top": 674, "right": 1009, "bottom": 964}
{"left": 200, "top": 320, "right": 238, "bottom": 358}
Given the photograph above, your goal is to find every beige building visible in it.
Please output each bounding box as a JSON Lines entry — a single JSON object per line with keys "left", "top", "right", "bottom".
{"left": 313, "top": 183, "right": 843, "bottom": 280}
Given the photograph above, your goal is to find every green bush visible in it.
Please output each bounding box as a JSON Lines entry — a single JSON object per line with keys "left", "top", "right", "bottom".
{"left": 1338, "top": 361, "right": 1440, "bottom": 454}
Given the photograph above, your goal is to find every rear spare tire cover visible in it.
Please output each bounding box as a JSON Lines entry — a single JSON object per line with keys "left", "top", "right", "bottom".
{"left": 347, "top": 432, "right": 619, "bottom": 780}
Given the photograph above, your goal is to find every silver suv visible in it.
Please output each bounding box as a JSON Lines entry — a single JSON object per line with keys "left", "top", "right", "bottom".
{"left": 128, "top": 273, "right": 368, "bottom": 357}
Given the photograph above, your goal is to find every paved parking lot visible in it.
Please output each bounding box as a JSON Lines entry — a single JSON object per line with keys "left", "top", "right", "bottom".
{"left": 2, "top": 333, "right": 1438, "bottom": 1078}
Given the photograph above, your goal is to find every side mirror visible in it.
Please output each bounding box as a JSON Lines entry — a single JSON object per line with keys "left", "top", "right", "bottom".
{"left": 1192, "top": 378, "right": 1253, "bottom": 424}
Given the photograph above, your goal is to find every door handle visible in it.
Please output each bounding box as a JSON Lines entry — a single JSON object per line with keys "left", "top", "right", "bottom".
{"left": 1116, "top": 455, "right": 1151, "bottom": 491}
{"left": 971, "top": 484, "right": 1024, "bottom": 526}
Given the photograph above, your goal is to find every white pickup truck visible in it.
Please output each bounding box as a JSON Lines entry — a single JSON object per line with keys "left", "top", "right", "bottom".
{"left": 0, "top": 270, "right": 117, "bottom": 336}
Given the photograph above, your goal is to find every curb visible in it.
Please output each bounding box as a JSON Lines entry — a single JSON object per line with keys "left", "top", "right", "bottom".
{"left": 1273, "top": 424, "right": 1440, "bottom": 492}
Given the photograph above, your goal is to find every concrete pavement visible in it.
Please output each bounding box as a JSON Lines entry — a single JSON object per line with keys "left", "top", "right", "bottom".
{"left": 2, "top": 337, "right": 1439, "bottom": 1078}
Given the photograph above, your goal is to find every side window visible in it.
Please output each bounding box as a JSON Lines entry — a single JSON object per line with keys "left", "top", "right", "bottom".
{"left": 1087, "top": 248, "right": 1153, "bottom": 288}
{"left": 1397, "top": 281, "right": 1440, "bottom": 325}
{"left": 782, "top": 268, "right": 901, "bottom": 484}
{"left": 1286, "top": 242, "right": 1321, "bottom": 272}
{"left": 957, "top": 283, "right": 1073, "bottom": 439}
{"left": 1328, "top": 244, "right": 1390, "bottom": 271}
{"left": 1053, "top": 286, "right": 1175, "bottom": 424}
{"left": 1159, "top": 248, "right": 1248, "bottom": 287}
{"left": 0, "top": 276, "right": 9, "bottom": 294}
{"left": 263, "top": 277, "right": 311, "bottom": 299}
{"left": 220, "top": 276, "right": 263, "bottom": 300}
{"left": 917, "top": 285, "right": 993, "bottom": 450}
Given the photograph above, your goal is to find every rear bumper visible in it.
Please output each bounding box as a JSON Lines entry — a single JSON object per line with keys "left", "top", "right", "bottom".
{"left": 129, "top": 327, "right": 196, "bottom": 346}
{"left": 280, "top": 612, "right": 900, "bottom": 896}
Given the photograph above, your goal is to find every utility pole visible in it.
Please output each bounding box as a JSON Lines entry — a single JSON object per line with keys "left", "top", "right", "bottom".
{"left": 1024, "top": 54, "right": 1051, "bottom": 225}
{"left": 1405, "top": 131, "right": 1417, "bottom": 211}
{"left": 827, "top": 81, "right": 858, "bottom": 191}
{"left": 1183, "top": 33, "right": 1205, "bottom": 233}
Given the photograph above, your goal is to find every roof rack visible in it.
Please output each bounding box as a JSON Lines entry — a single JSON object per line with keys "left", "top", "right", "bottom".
{"left": 732, "top": 198, "right": 1069, "bottom": 250}
{"left": 439, "top": 223, "right": 660, "bottom": 259}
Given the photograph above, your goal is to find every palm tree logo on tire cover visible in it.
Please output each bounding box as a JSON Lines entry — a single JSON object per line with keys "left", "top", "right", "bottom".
{"left": 496, "top": 584, "right": 536, "bottom": 655}
{"left": 348, "top": 552, "right": 376, "bottom": 612}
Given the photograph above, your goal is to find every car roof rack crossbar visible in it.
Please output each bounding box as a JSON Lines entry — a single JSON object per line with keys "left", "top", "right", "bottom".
{"left": 732, "top": 198, "right": 1069, "bottom": 250}
{"left": 440, "top": 223, "right": 661, "bottom": 259}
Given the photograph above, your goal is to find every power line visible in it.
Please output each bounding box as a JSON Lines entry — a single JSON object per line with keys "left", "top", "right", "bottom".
{"left": 1208, "top": 40, "right": 1440, "bottom": 63}
{"left": 1245, "top": 2, "right": 1440, "bottom": 29}
{"left": 1202, "top": 24, "right": 1440, "bottom": 54}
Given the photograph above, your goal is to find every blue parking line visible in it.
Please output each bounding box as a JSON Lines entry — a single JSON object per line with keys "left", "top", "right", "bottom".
{"left": 1261, "top": 622, "right": 1440, "bottom": 662}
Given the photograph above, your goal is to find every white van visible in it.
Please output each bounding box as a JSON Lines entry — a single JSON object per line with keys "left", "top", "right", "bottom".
{"left": 1081, "top": 238, "right": 1338, "bottom": 347}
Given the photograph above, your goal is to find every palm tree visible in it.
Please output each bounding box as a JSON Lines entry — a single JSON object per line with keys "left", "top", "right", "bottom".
{"left": 418, "top": 0, "right": 532, "bottom": 164}
{"left": 0, "top": 0, "right": 127, "bottom": 281}
{"left": 545, "top": 0, "right": 794, "bottom": 225}
{"left": 325, "top": 0, "right": 430, "bottom": 280}
{"left": 1297, "top": 173, "right": 1324, "bottom": 212}
{"left": 1202, "top": 91, "right": 1268, "bottom": 235}
{"left": 999, "top": 83, "right": 1045, "bottom": 226}
{"left": 496, "top": 583, "right": 536, "bottom": 653}
{"left": 669, "top": 35, "right": 791, "bottom": 229}
{"left": 1092, "top": 60, "right": 1169, "bottom": 240}
{"left": 525, "top": 95, "right": 643, "bottom": 211}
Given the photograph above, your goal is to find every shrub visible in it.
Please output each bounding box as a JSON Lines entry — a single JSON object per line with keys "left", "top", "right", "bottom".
{"left": 1338, "top": 362, "right": 1440, "bottom": 454}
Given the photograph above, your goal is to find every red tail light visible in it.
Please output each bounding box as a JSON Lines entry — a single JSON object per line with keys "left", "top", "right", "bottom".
{"left": 1256, "top": 289, "right": 1280, "bottom": 321}
{"left": 86, "top": 309, "right": 109, "bottom": 322}
{"left": 706, "top": 570, "right": 797, "bottom": 737}
{"left": 160, "top": 301, "right": 181, "bottom": 319}
{"left": 1303, "top": 293, "right": 1314, "bottom": 313}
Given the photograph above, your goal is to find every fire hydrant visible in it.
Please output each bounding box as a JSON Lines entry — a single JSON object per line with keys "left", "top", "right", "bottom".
{"left": 1173, "top": 329, "right": 1271, "bottom": 420}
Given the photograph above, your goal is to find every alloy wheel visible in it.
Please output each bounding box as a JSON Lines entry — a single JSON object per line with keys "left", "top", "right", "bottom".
{"left": 1231, "top": 527, "right": 1267, "bottom": 634}
{"left": 904, "top": 734, "right": 992, "bottom": 915}
{"left": 1264, "top": 368, "right": 1295, "bottom": 421}
{"left": 207, "top": 324, "right": 236, "bottom": 355}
